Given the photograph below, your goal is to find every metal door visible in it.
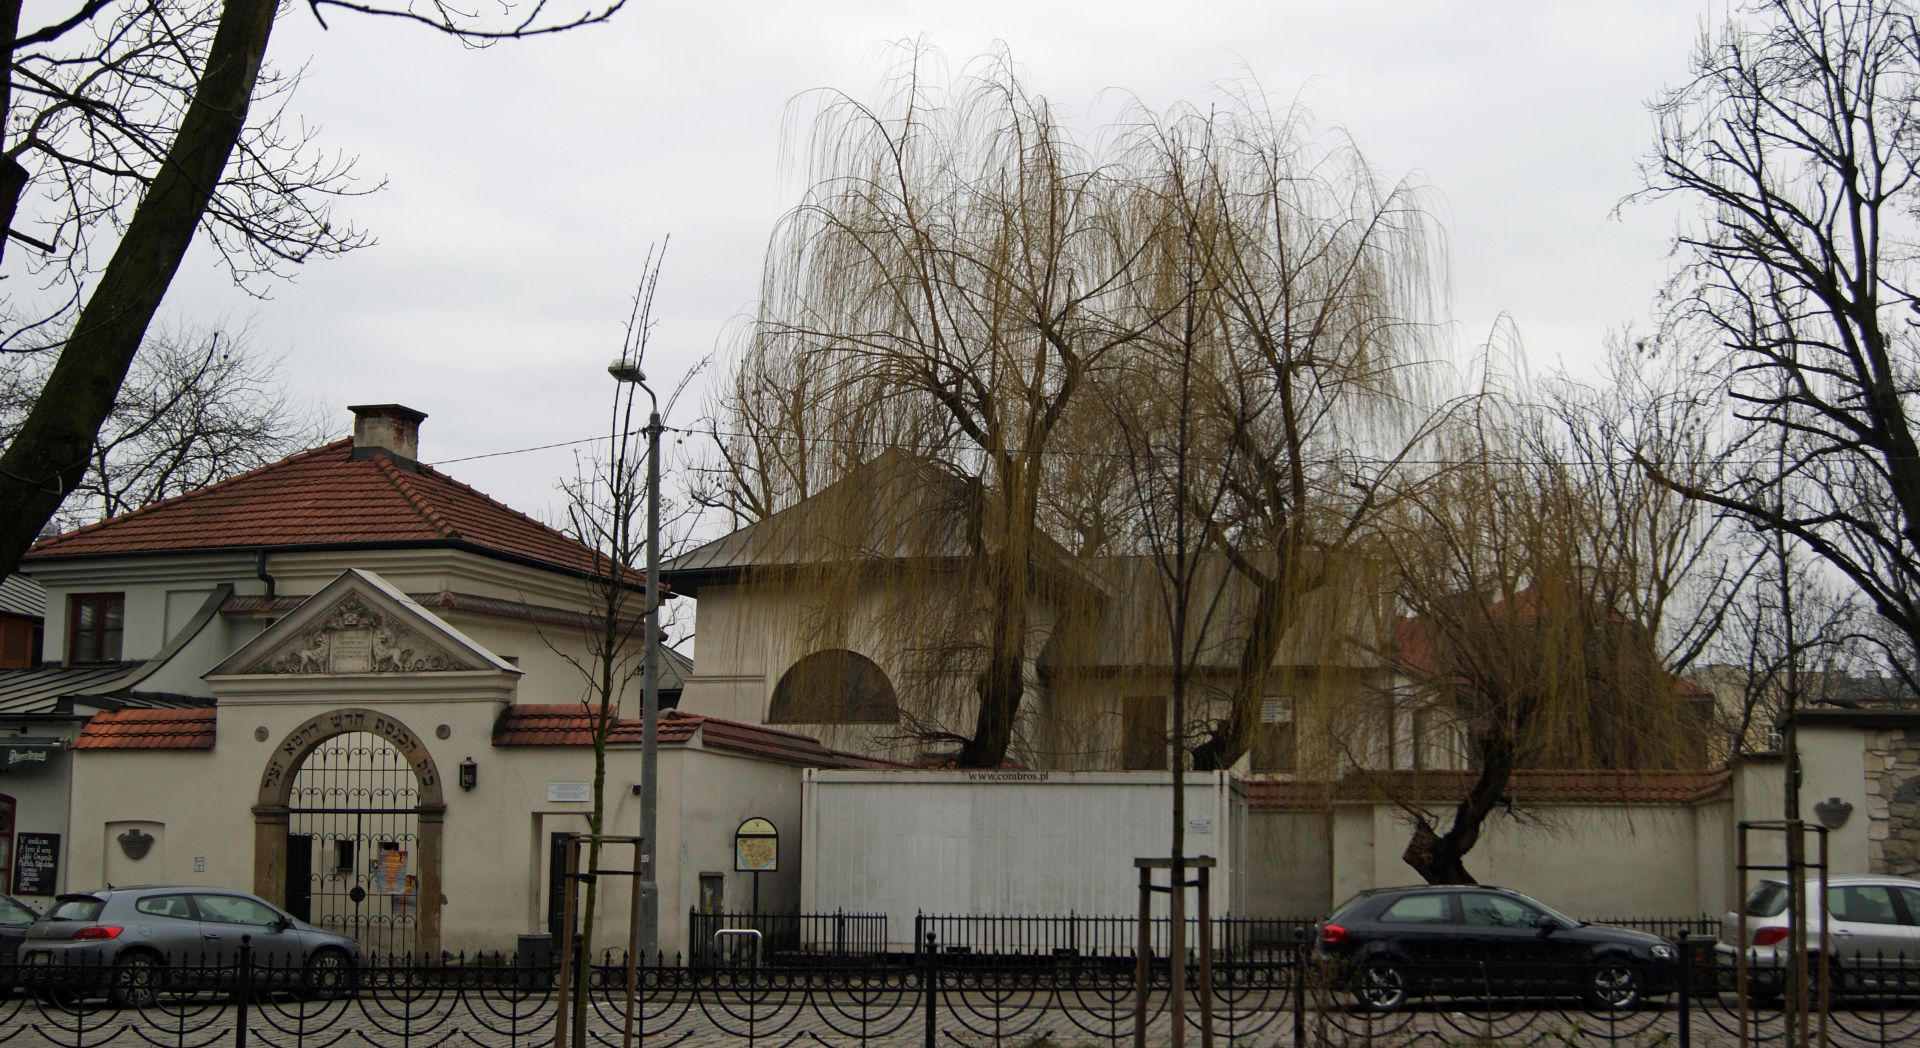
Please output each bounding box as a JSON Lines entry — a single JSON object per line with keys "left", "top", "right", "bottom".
{"left": 287, "top": 731, "right": 422, "bottom": 958}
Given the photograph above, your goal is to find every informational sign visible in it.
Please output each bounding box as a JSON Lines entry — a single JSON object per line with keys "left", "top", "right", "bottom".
{"left": 734, "top": 817, "right": 778, "bottom": 873}
{"left": 13, "top": 833, "right": 58, "bottom": 895}
{"left": 547, "top": 782, "right": 591, "bottom": 803}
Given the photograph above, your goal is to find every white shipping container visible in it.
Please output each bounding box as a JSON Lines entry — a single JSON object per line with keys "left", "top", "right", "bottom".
{"left": 800, "top": 770, "right": 1247, "bottom": 953}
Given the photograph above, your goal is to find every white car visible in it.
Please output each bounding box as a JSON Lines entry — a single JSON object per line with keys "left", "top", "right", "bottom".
{"left": 1715, "top": 874, "right": 1920, "bottom": 997}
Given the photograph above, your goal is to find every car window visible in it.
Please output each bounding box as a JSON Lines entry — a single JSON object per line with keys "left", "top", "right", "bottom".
{"left": 1379, "top": 894, "right": 1453, "bottom": 924}
{"left": 0, "top": 897, "right": 35, "bottom": 928}
{"left": 134, "top": 895, "right": 195, "bottom": 920}
{"left": 1327, "top": 892, "right": 1370, "bottom": 922}
{"left": 47, "top": 896, "right": 103, "bottom": 921}
{"left": 1897, "top": 887, "right": 1920, "bottom": 925}
{"left": 1462, "top": 892, "right": 1552, "bottom": 928}
{"left": 1829, "top": 885, "right": 1901, "bottom": 925}
{"left": 192, "top": 894, "right": 280, "bottom": 927}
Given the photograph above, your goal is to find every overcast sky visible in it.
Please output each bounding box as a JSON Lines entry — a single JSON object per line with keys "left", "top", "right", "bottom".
{"left": 149, "top": 0, "right": 1716, "bottom": 526}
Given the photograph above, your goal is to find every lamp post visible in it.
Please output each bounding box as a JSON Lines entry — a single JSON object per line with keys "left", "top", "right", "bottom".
{"left": 608, "top": 360, "right": 661, "bottom": 958}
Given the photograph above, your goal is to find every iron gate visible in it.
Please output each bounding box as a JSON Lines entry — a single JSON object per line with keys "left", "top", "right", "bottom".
{"left": 285, "top": 731, "right": 422, "bottom": 958}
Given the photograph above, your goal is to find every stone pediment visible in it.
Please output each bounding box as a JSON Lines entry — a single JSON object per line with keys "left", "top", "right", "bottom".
{"left": 248, "top": 592, "right": 475, "bottom": 674}
{"left": 212, "top": 568, "right": 515, "bottom": 678}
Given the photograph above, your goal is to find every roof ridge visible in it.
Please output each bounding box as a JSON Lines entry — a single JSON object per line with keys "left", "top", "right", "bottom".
{"left": 378, "top": 457, "right": 460, "bottom": 540}
{"left": 33, "top": 438, "right": 353, "bottom": 551}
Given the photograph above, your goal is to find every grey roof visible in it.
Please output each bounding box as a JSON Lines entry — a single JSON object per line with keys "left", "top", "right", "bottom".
{"left": 664, "top": 450, "right": 1099, "bottom": 598}
{"left": 658, "top": 644, "right": 693, "bottom": 694}
{"left": 0, "top": 576, "right": 45, "bottom": 619}
{"left": 0, "top": 664, "right": 213, "bottom": 716}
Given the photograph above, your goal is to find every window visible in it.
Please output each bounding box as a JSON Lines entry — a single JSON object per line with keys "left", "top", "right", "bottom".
{"left": 134, "top": 895, "right": 194, "bottom": 920}
{"left": 1121, "top": 697, "right": 1168, "bottom": 771}
{"left": 67, "top": 594, "right": 123, "bottom": 664}
{"left": 1828, "top": 885, "right": 1899, "bottom": 925}
{"left": 48, "top": 896, "right": 103, "bottom": 921}
{"left": 1252, "top": 697, "right": 1296, "bottom": 772}
{"left": 0, "top": 895, "right": 35, "bottom": 928}
{"left": 193, "top": 893, "right": 281, "bottom": 926}
{"left": 1379, "top": 894, "right": 1453, "bottom": 924}
{"left": 1461, "top": 893, "right": 1552, "bottom": 928}
{"left": 768, "top": 650, "right": 900, "bottom": 724}
{"left": 0, "top": 618, "right": 37, "bottom": 669}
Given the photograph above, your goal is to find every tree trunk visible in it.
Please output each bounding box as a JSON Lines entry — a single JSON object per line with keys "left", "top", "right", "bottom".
{"left": 1400, "top": 736, "right": 1517, "bottom": 885}
{"left": 0, "top": 0, "right": 276, "bottom": 570}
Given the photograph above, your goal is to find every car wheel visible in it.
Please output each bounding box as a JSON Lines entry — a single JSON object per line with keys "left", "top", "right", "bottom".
{"left": 110, "top": 952, "right": 162, "bottom": 1008}
{"left": 1353, "top": 960, "right": 1411, "bottom": 1012}
{"left": 1584, "top": 959, "right": 1643, "bottom": 1010}
{"left": 303, "top": 948, "right": 355, "bottom": 1000}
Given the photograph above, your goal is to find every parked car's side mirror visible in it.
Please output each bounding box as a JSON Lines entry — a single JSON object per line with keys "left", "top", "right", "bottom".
{"left": 271, "top": 916, "right": 292, "bottom": 933}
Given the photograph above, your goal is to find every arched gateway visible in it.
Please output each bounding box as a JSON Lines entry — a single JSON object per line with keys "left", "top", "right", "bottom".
{"left": 253, "top": 708, "right": 444, "bottom": 957}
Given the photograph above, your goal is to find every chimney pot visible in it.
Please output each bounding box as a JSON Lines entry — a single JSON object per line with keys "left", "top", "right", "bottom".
{"left": 348, "top": 404, "right": 428, "bottom": 469}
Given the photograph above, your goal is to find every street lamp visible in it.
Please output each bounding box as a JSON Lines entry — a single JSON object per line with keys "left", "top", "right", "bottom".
{"left": 608, "top": 359, "right": 662, "bottom": 957}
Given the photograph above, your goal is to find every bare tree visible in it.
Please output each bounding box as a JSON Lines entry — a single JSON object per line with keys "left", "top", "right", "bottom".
{"left": 1632, "top": 0, "right": 1920, "bottom": 689}
{"left": 0, "top": 325, "right": 326, "bottom": 531}
{"left": 0, "top": 0, "right": 623, "bottom": 572}
{"left": 548, "top": 247, "right": 696, "bottom": 1043}
{"left": 1379, "top": 359, "right": 1731, "bottom": 884}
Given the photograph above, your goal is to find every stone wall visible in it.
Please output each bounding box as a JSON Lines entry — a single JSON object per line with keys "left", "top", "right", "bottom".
{"left": 1864, "top": 728, "right": 1920, "bottom": 874}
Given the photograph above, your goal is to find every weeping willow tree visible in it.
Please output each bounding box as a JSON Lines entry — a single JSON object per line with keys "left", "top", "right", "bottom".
{"left": 694, "top": 48, "right": 1159, "bottom": 767}
{"left": 1377, "top": 358, "right": 1734, "bottom": 884}
{"left": 1117, "top": 92, "right": 1441, "bottom": 774}
{"left": 693, "top": 52, "right": 1448, "bottom": 770}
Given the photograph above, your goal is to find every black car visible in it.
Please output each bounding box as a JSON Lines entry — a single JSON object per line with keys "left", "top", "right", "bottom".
{"left": 1312, "top": 885, "right": 1679, "bottom": 1011}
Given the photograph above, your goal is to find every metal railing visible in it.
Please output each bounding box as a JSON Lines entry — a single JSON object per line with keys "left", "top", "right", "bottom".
{"left": 13, "top": 922, "right": 1911, "bottom": 1047}
{"left": 687, "top": 908, "right": 888, "bottom": 964}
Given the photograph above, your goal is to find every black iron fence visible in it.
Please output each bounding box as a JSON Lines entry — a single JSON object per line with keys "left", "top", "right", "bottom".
{"left": 687, "top": 909, "right": 890, "bottom": 965}
{"left": 692, "top": 909, "right": 1720, "bottom": 965}
{"left": 5, "top": 929, "right": 1920, "bottom": 1046}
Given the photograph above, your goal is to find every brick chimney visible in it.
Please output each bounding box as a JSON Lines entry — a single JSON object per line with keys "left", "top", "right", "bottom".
{"left": 348, "top": 404, "right": 428, "bottom": 470}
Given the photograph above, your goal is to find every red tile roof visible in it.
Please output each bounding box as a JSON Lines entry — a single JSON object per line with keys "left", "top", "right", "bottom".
{"left": 73, "top": 708, "right": 217, "bottom": 750}
{"left": 1246, "top": 768, "right": 1731, "bottom": 811}
{"left": 493, "top": 706, "right": 897, "bottom": 768}
{"left": 25, "top": 440, "right": 630, "bottom": 581}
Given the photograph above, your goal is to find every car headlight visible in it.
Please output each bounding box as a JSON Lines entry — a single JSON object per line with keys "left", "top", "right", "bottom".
{"left": 1650, "top": 944, "right": 1675, "bottom": 960}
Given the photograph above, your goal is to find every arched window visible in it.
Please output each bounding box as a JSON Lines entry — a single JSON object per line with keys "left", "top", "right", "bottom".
{"left": 767, "top": 650, "right": 900, "bottom": 724}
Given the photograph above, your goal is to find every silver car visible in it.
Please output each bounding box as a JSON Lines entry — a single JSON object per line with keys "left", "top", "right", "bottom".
{"left": 17, "top": 886, "right": 364, "bottom": 1004}
{"left": 1715, "top": 874, "right": 1920, "bottom": 997}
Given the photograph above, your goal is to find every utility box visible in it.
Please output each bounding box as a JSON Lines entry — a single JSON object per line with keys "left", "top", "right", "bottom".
{"left": 800, "top": 769, "right": 1247, "bottom": 952}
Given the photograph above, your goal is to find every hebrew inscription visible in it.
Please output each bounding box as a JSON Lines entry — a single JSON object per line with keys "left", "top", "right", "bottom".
{"left": 258, "top": 707, "right": 442, "bottom": 805}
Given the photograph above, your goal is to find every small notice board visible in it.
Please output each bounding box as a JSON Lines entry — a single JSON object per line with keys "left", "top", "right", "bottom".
{"left": 13, "top": 833, "right": 58, "bottom": 895}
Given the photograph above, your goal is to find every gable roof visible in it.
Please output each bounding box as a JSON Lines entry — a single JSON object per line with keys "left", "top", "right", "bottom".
{"left": 72, "top": 707, "right": 217, "bottom": 750}
{"left": 25, "top": 439, "right": 625, "bottom": 582}
{"left": 493, "top": 705, "right": 896, "bottom": 768}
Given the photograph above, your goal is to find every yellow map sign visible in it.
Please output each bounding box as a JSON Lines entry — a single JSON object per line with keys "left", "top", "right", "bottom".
{"left": 734, "top": 817, "right": 778, "bottom": 872}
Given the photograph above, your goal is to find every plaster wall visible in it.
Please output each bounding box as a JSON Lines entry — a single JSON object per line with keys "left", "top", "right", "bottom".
{"left": 1243, "top": 810, "right": 1332, "bottom": 917}
{"left": 1326, "top": 799, "right": 1732, "bottom": 918}
{"left": 0, "top": 723, "right": 81, "bottom": 902}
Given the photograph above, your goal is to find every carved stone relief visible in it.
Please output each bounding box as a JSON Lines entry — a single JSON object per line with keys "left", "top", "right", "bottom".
{"left": 250, "top": 592, "right": 473, "bottom": 674}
